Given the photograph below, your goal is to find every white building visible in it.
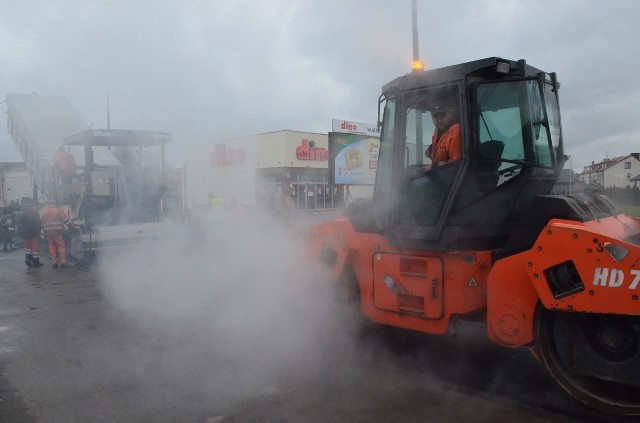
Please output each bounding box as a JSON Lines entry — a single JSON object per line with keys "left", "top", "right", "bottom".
{"left": 0, "top": 163, "right": 34, "bottom": 207}
{"left": 578, "top": 154, "right": 640, "bottom": 188}
{"left": 184, "top": 130, "right": 374, "bottom": 213}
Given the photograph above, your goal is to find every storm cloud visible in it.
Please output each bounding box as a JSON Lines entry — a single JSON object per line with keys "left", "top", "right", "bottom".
{"left": 1, "top": 0, "right": 639, "bottom": 171}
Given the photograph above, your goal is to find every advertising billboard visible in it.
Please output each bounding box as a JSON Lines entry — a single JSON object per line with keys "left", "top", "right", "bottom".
{"left": 329, "top": 120, "right": 380, "bottom": 186}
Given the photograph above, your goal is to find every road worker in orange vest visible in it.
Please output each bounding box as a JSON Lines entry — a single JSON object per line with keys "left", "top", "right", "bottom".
{"left": 40, "top": 201, "right": 69, "bottom": 268}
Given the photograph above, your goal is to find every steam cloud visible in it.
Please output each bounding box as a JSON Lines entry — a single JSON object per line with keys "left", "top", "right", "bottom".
{"left": 91, "top": 210, "right": 356, "bottom": 410}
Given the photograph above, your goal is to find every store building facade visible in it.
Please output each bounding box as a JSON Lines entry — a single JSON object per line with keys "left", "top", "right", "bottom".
{"left": 185, "top": 130, "right": 360, "bottom": 212}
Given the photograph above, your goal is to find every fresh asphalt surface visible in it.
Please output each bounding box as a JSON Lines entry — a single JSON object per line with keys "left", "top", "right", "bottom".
{"left": 0, "top": 237, "right": 636, "bottom": 422}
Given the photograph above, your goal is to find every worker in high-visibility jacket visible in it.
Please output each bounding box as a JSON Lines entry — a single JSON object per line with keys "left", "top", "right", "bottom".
{"left": 208, "top": 193, "right": 225, "bottom": 223}
{"left": 53, "top": 147, "right": 77, "bottom": 203}
{"left": 18, "top": 206, "right": 43, "bottom": 267}
{"left": 40, "top": 202, "right": 69, "bottom": 268}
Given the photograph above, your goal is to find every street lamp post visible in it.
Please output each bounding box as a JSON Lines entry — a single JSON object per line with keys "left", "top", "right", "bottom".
{"left": 411, "top": 0, "right": 424, "bottom": 162}
{"left": 106, "top": 90, "right": 110, "bottom": 130}
{"left": 412, "top": 0, "right": 419, "bottom": 64}
{"left": 81, "top": 68, "right": 110, "bottom": 130}
{"left": 569, "top": 155, "right": 573, "bottom": 194}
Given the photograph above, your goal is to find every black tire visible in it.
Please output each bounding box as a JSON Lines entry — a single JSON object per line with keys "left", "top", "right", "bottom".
{"left": 534, "top": 305, "right": 640, "bottom": 416}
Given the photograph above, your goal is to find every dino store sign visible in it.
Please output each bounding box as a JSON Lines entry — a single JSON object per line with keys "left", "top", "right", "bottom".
{"left": 295, "top": 139, "right": 327, "bottom": 161}
{"left": 208, "top": 137, "right": 328, "bottom": 168}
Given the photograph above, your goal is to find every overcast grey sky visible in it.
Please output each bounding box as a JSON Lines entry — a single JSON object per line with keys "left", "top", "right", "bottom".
{"left": 1, "top": 0, "right": 639, "bottom": 171}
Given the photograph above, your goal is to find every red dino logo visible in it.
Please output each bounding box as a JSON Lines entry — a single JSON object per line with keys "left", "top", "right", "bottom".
{"left": 296, "top": 139, "right": 327, "bottom": 161}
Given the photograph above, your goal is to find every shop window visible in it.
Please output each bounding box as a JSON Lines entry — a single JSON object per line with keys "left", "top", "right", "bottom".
{"left": 280, "top": 170, "right": 342, "bottom": 211}
{"left": 257, "top": 173, "right": 282, "bottom": 210}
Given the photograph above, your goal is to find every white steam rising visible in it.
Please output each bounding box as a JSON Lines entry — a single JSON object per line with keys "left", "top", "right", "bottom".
{"left": 94, "top": 211, "right": 355, "bottom": 406}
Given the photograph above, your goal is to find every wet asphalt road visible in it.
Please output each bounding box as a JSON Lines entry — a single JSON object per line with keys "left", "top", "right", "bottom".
{"left": 0, "top": 238, "right": 636, "bottom": 423}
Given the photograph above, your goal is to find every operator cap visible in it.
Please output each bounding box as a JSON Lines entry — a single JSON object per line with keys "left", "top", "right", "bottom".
{"left": 432, "top": 102, "right": 452, "bottom": 116}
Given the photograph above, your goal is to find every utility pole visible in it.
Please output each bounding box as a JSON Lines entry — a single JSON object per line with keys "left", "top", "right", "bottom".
{"left": 411, "top": 0, "right": 424, "bottom": 72}
{"left": 412, "top": 0, "right": 424, "bottom": 161}
{"left": 81, "top": 68, "right": 111, "bottom": 130}
{"left": 569, "top": 155, "right": 573, "bottom": 194}
{"left": 106, "top": 90, "right": 111, "bottom": 130}
{"left": 412, "top": 0, "right": 419, "bottom": 62}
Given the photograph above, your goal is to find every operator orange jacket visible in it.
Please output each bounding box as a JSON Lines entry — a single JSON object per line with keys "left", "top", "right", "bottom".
{"left": 431, "top": 123, "right": 462, "bottom": 164}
